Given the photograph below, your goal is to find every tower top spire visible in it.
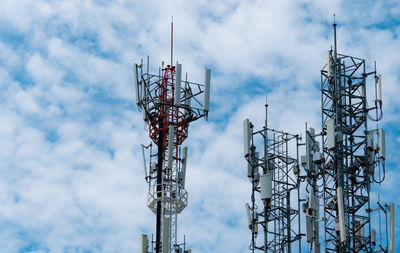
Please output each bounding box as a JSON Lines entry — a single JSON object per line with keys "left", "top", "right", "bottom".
{"left": 171, "top": 17, "right": 173, "bottom": 66}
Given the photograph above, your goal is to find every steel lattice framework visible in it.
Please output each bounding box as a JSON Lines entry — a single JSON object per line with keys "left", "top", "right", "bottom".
{"left": 319, "top": 23, "right": 382, "bottom": 253}
{"left": 244, "top": 102, "right": 302, "bottom": 253}
{"left": 135, "top": 52, "right": 210, "bottom": 252}
{"left": 267, "top": 131, "right": 302, "bottom": 252}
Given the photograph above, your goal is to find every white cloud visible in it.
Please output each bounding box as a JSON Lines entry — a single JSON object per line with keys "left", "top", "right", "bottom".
{"left": 26, "top": 53, "right": 64, "bottom": 86}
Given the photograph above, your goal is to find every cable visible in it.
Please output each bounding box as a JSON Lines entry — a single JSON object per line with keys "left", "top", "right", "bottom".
{"left": 373, "top": 161, "right": 385, "bottom": 184}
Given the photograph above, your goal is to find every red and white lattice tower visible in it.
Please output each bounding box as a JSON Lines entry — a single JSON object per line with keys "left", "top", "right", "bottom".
{"left": 134, "top": 21, "right": 211, "bottom": 253}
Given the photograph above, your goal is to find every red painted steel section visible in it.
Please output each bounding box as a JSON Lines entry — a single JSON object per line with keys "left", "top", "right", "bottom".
{"left": 149, "top": 65, "right": 189, "bottom": 162}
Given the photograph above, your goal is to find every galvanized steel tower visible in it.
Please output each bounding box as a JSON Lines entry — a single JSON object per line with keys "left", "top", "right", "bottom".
{"left": 318, "top": 21, "right": 386, "bottom": 252}
{"left": 243, "top": 99, "right": 303, "bottom": 253}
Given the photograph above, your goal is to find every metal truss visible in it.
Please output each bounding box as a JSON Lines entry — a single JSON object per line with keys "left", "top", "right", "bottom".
{"left": 244, "top": 102, "right": 302, "bottom": 253}
{"left": 136, "top": 56, "right": 210, "bottom": 253}
{"left": 319, "top": 23, "right": 382, "bottom": 253}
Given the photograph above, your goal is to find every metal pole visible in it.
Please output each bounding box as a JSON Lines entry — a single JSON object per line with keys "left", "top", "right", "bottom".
{"left": 296, "top": 136, "right": 301, "bottom": 253}
{"left": 156, "top": 117, "right": 164, "bottom": 253}
{"left": 264, "top": 95, "right": 268, "bottom": 253}
{"left": 390, "top": 203, "right": 395, "bottom": 253}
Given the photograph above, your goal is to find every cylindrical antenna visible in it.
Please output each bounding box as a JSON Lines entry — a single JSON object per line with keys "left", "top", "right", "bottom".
{"left": 204, "top": 68, "right": 211, "bottom": 112}
{"left": 378, "top": 74, "right": 382, "bottom": 102}
{"left": 134, "top": 64, "right": 141, "bottom": 105}
{"left": 327, "top": 51, "right": 331, "bottom": 77}
{"left": 245, "top": 203, "right": 252, "bottom": 229}
{"left": 175, "top": 63, "right": 182, "bottom": 105}
{"left": 141, "top": 145, "right": 148, "bottom": 178}
{"left": 142, "top": 78, "right": 148, "bottom": 122}
{"left": 147, "top": 55, "right": 149, "bottom": 75}
{"left": 337, "top": 186, "right": 346, "bottom": 243}
{"left": 181, "top": 147, "right": 188, "bottom": 188}
{"left": 243, "top": 119, "right": 251, "bottom": 157}
{"left": 167, "top": 125, "right": 175, "bottom": 170}
{"left": 141, "top": 234, "right": 148, "bottom": 253}
{"left": 184, "top": 88, "right": 191, "bottom": 119}
{"left": 390, "top": 203, "right": 395, "bottom": 253}
{"left": 333, "top": 15, "right": 338, "bottom": 63}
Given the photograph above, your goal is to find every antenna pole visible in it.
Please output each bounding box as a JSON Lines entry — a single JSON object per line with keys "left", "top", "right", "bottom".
{"left": 333, "top": 15, "right": 337, "bottom": 63}
{"left": 155, "top": 118, "right": 163, "bottom": 253}
{"left": 171, "top": 17, "right": 173, "bottom": 66}
{"left": 264, "top": 95, "right": 268, "bottom": 253}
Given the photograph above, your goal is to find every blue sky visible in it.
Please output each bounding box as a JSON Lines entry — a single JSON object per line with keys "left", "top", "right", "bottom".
{"left": 0, "top": 0, "right": 399, "bottom": 252}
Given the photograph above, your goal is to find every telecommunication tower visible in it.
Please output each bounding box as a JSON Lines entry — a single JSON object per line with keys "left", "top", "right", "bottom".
{"left": 304, "top": 20, "right": 396, "bottom": 253}
{"left": 134, "top": 21, "right": 211, "bottom": 253}
{"left": 243, "top": 99, "right": 303, "bottom": 253}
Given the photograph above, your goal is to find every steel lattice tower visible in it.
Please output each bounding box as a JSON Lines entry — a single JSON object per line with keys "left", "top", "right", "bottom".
{"left": 244, "top": 100, "right": 302, "bottom": 253}
{"left": 135, "top": 22, "right": 211, "bottom": 253}
{"left": 319, "top": 22, "right": 385, "bottom": 252}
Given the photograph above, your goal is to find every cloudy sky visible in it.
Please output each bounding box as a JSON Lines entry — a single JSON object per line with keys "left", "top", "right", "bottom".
{"left": 0, "top": 0, "right": 399, "bottom": 252}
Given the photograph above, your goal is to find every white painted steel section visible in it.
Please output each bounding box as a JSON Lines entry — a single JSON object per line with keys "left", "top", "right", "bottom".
{"left": 162, "top": 217, "right": 171, "bottom": 253}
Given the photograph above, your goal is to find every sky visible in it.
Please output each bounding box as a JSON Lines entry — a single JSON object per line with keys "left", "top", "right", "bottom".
{"left": 0, "top": 0, "right": 399, "bottom": 252}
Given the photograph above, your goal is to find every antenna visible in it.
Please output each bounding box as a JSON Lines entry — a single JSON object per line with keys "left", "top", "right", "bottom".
{"left": 259, "top": 172, "right": 272, "bottom": 200}
{"left": 134, "top": 63, "right": 140, "bottom": 105}
{"left": 333, "top": 14, "right": 337, "bottom": 62}
{"left": 141, "top": 234, "right": 148, "bottom": 253}
{"left": 175, "top": 63, "right": 182, "bottom": 105}
{"left": 243, "top": 119, "right": 251, "bottom": 157}
{"left": 184, "top": 87, "right": 192, "bottom": 120}
{"left": 327, "top": 50, "right": 331, "bottom": 77}
{"left": 204, "top": 68, "right": 211, "bottom": 112}
{"left": 167, "top": 125, "right": 175, "bottom": 170}
{"left": 181, "top": 147, "right": 188, "bottom": 188}
{"left": 337, "top": 186, "right": 346, "bottom": 242}
{"left": 141, "top": 144, "right": 148, "bottom": 179}
{"left": 245, "top": 203, "right": 252, "bottom": 229}
{"left": 378, "top": 74, "right": 382, "bottom": 102}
